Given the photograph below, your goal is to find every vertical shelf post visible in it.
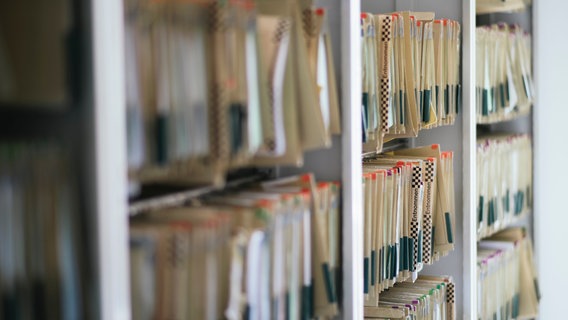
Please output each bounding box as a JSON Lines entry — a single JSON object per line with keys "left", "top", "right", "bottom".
{"left": 341, "top": 0, "right": 363, "bottom": 319}
{"left": 91, "top": 0, "right": 131, "bottom": 318}
{"left": 462, "top": 0, "right": 477, "bottom": 318}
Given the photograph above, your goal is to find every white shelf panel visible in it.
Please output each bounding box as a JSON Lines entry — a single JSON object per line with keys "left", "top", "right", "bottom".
{"left": 91, "top": 0, "right": 131, "bottom": 319}
{"left": 364, "top": 306, "right": 405, "bottom": 319}
{"left": 128, "top": 175, "right": 263, "bottom": 216}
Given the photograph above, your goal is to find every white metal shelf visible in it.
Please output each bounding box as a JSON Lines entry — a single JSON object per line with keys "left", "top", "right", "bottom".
{"left": 476, "top": 108, "right": 532, "bottom": 125}
{"left": 476, "top": 2, "right": 528, "bottom": 15}
{"left": 128, "top": 175, "right": 264, "bottom": 216}
{"left": 364, "top": 306, "right": 406, "bottom": 319}
{"left": 361, "top": 139, "right": 410, "bottom": 159}
{"left": 477, "top": 210, "right": 533, "bottom": 242}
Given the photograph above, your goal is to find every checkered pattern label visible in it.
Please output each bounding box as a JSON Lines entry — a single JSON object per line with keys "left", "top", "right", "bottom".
{"left": 411, "top": 166, "right": 423, "bottom": 188}
{"left": 379, "top": 15, "right": 392, "bottom": 134}
{"left": 422, "top": 212, "right": 432, "bottom": 264}
{"left": 207, "top": 2, "right": 230, "bottom": 161}
{"left": 265, "top": 18, "right": 291, "bottom": 152}
{"left": 209, "top": 83, "right": 228, "bottom": 160}
{"left": 422, "top": 219, "right": 432, "bottom": 264}
{"left": 208, "top": 2, "right": 222, "bottom": 33}
{"left": 301, "top": 8, "right": 316, "bottom": 43}
{"left": 410, "top": 219, "right": 419, "bottom": 270}
{"left": 382, "top": 16, "right": 392, "bottom": 40}
{"left": 380, "top": 78, "right": 390, "bottom": 133}
{"left": 274, "top": 19, "right": 290, "bottom": 43}
{"left": 410, "top": 166, "right": 423, "bottom": 270}
{"left": 447, "top": 282, "right": 455, "bottom": 304}
{"left": 422, "top": 161, "right": 435, "bottom": 264}
{"left": 425, "top": 161, "right": 435, "bottom": 183}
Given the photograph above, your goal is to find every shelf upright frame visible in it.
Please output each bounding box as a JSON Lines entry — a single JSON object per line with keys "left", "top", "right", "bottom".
{"left": 91, "top": 0, "right": 131, "bottom": 318}
{"left": 462, "top": 0, "right": 477, "bottom": 318}
{"left": 341, "top": 0, "right": 363, "bottom": 319}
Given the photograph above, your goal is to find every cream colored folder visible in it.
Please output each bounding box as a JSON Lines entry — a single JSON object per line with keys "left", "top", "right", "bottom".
{"left": 394, "top": 145, "right": 455, "bottom": 257}
{"left": 261, "top": 174, "right": 339, "bottom": 317}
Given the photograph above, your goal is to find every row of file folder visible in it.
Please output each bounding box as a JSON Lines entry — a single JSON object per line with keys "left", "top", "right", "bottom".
{"left": 476, "top": 24, "right": 533, "bottom": 124}
{"left": 476, "top": 0, "right": 531, "bottom": 15}
{"left": 130, "top": 173, "right": 341, "bottom": 320}
{"left": 368, "top": 275, "right": 456, "bottom": 320}
{"left": 476, "top": 133, "right": 532, "bottom": 240}
{"left": 0, "top": 142, "right": 85, "bottom": 320}
{"left": 124, "top": 0, "right": 341, "bottom": 188}
{"left": 362, "top": 144, "right": 456, "bottom": 306}
{"left": 477, "top": 228, "right": 540, "bottom": 320}
{"left": 361, "top": 11, "right": 461, "bottom": 154}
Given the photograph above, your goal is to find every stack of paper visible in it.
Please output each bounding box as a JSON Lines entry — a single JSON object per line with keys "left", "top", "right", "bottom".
{"left": 0, "top": 143, "right": 84, "bottom": 319}
{"left": 362, "top": 144, "right": 456, "bottom": 306}
{"left": 476, "top": 24, "right": 533, "bottom": 124}
{"left": 476, "top": 134, "right": 532, "bottom": 239}
{"left": 361, "top": 11, "right": 461, "bottom": 154}
{"left": 129, "top": 173, "right": 341, "bottom": 319}
{"left": 478, "top": 228, "right": 540, "bottom": 320}
{"left": 124, "top": 0, "right": 341, "bottom": 188}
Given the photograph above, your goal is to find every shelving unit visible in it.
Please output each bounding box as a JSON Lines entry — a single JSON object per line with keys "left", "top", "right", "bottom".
{"left": 45, "top": 0, "right": 536, "bottom": 319}
{"left": 474, "top": 4, "right": 535, "bottom": 320}
{"left": 355, "top": 0, "right": 477, "bottom": 317}
{"left": 95, "top": 0, "right": 477, "bottom": 317}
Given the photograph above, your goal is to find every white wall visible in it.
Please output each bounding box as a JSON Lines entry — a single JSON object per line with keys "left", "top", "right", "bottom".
{"left": 534, "top": 1, "right": 568, "bottom": 318}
